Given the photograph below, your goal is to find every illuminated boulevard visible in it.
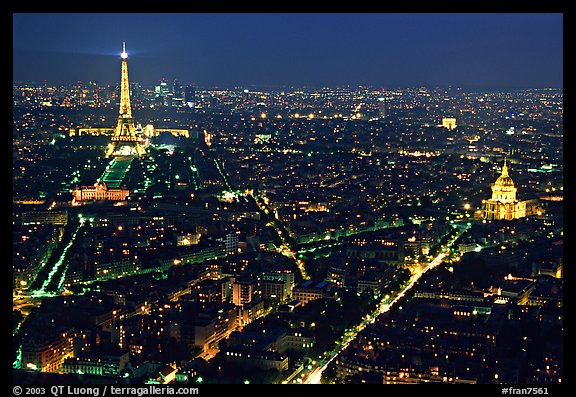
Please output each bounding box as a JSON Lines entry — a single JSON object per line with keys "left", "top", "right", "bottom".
{"left": 250, "top": 193, "right": 310, "bottom": 280}
{"left": 285, "top": 224, "right": 469, "bottom": 384}
{"left": 214, "top": 154, "right": 310, "bottom": 281}
{"left": 12, "top": 15, "right": 563, "bottom": 384}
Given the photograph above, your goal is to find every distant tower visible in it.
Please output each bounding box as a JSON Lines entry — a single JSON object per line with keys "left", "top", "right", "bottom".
{"left": 378, "top": 97, "right": 387, "bottom": 119}
{"left": 172, "top": 79, "right": 183, "bottom": 106}
{"left": 185, "top": 85, "right": 196, "bottom": 108}
{"left": 76, "top": 80, "right": 84, "bottom": 107}
{"left": 105, "top": 43, "right": 146, "bottom": 158}
{"left": 154, "top": 79, "right": 169, "bottom": 107}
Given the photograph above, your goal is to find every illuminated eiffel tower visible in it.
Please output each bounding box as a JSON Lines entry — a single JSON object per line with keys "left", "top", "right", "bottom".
{"left": 105, "top": 43, "right": 146, "bottom": 158}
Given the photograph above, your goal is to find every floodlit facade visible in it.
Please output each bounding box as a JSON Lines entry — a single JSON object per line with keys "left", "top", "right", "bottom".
{"left": 482, "top": 160, "right": 538, "bottom": 220}
{"left": 72, "top": 181, "right": 129, "bottom": 203}
{"left": 442, "top": 117, "right": 457, "bottom": 130}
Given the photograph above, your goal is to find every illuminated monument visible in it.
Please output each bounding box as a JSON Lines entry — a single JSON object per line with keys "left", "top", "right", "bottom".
{"left": 441, "top": 117, "right": 457, "bottom": 130}
{"left": 105, "top": 43, "right": 147, "bottom": 158}
{"left": 71, "top": 181, "right": 129, "bottom": 205}
{"left": 69, "top": 43, "right": 190, "bottom": 140}
{"left": 482, "top": 159, "right": 539, "bottom": 220}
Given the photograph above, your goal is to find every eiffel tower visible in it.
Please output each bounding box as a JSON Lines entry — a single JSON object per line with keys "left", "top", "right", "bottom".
{"left": 105, "top": 43, "right": 146, "bottom": 158}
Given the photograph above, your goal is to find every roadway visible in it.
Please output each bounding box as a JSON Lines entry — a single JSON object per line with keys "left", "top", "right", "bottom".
{"left": 248, "top": 193, "right": 310, "bottom": 280}
{"left": 31, "top": 218, "right": 86, "bottom": 297}
{"left": 284, "top": 224, "right": 469, "bottom": 384}
{"left": 13, "top": 296, "right": 42, "bottom": 314}
{"left": 209, "top": 154, "right": 471, "bottom": 380}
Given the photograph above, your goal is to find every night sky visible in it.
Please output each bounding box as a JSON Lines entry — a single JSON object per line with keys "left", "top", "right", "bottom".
{"left": 13, "top": 13, "right": 563, "bottom": 89}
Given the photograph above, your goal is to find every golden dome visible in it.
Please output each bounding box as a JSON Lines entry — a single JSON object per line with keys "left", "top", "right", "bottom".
{"left": 494, "top": 159, "right": 515, "bottom": 188}
{"left": 495, "top": 174, "right": 515, "bottom": 187}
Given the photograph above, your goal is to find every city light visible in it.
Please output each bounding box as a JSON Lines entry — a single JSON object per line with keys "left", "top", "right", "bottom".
{"left": 12, "top": 20, "right": 563, "bottom": 386}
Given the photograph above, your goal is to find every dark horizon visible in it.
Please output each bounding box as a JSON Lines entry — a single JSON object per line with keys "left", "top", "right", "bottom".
{"left": 13, "top": 13, "right": 563, "bottom": 90}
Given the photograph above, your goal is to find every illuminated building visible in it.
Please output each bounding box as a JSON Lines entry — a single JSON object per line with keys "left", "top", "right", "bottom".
{"left": 93, "top": 257, "right": 141, "bottom": 282}
{"left": 179, "top": 244, "right": 227, "bottom": 265}
{"left": 193, "top": 305, "right": 237, "bottom": 353}
{"left": 326, "top": 264, "right": 346, "bottom": 287}
{"left": 72, "top": 181, "right": 129, "bottom": 203}
{"left": 204, "top": 130, "right": 213, "bottom": 147}
{"left": 195, "top": 279, "right": 224, "bottom": 303}
{"left": 357, "top": 273, "right": 385, "bottom": 294}
{"left": 498, "top": 280, "right": 536, "bottom": 305}
{"left": 70, "top": 125, "right": 189, "bottom": 138}
{"left": 223, "top": 348, "right": 289, "bottom": 371}
{"left": 172, "top": 79, "right": 184, "bottom": 106}
{"left": 261, "top": 269, "right": 294, "bottom": 301}
{"left": 334, "top": 355, "right": 479, "bottom": 384}
{"left": 61, "top": 351, "right": 129, "bottom": 377}
{"left": 442, "top": 117, "right": 457, "bottom": 130}
{"left": 279, "top": 329, "right": 315, "bottom": 352}
{"left": 20, "top": 210, "right": 68, "bottom": 226}
{"left": 232, "top": 276, "right": 256, "bottom": 306}
{"left": 154, "top": 79, "right": 170, "bottom": 106}
{"left": 292, "top": 280, "right": 336, "bottom": 305}
{"left": 414, "top": 289, "right": 486, "bottom": 303}
{"left": 105, "top": 43, "right": 147, "bottom": 158}
{"left": 261, "top": 280, "right": 288, "bottom": 302}
{"left": 237, "top": 299, "right": 265, "bottom": 328}
{"left": 21, "top": 327, "right": 75, "bottom": 373}
{"left": 378, "top": 97, "right": 387, "bottom": 119}
{"left": 526, "top": 278, "right": 562, "bottom": 306}
{"left": 531, "top": 259, "right": 563, "bottom": 279}
{"left": 261, "top": 267, "right": 294, "bottom": 290}
{"left": 177, "top": 232, "right": 200, "bottom": 246}
{"left": 345, "top": 242, "right": 401, "bottom": 264}
{"left": 216, "top": 231, "right": 239, "bottom": 255}
{"left": 482, "top": 160, "right": 539, "bottom": 220}
{"left": 157, "top": 363, "right": 178, "bottom": 384}
{"left": 185, "top": 85, "right": 195, "bottom": 108}
{"left": 142, "top": 126, "right": 190, "bottom": 138}
{"left": 458, "top": 242, "right": 479, "bottom": 254}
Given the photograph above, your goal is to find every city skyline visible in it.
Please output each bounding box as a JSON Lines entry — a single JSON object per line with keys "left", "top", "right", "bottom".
{"left": 13, "top": 13, "right": 563, "bottom": 89}
{"left": 13, "top": 10, "right": 563, "bottom": 387}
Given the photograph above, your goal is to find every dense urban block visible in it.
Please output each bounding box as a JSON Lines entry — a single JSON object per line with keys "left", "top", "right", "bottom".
{"left": 13, "top": 25, "right": 563, "bottom": 387}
